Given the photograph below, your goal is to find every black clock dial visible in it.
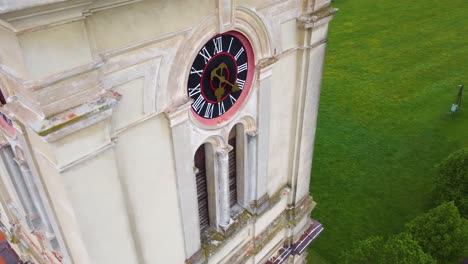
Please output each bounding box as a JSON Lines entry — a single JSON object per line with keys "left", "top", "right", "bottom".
{"left": 187, "top": 33, "right": 251, "bottom": 121}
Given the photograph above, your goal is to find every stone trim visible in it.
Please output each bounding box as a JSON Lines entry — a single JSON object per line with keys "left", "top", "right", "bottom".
{"left": 202, "top": 187, "right": 289, "bottom": 263}
{"left": 56, "top": 141, "right": 115, "bottom": 173}
{"left": 249, "top": 193, "right": 270, "bottom": 214}
{"left": 164, "top": 99, "right": 192, "bottom": 128}
{"left": 286, "top": 195, "right": 316, "bottom": 227}
{"left": 297, "top": 6, "right": 338, "bottom": 29}
{"left": 201, "top": 210, "right": 253, "bottom": 260}
{"left": 257, "top": 57, "right": 279, "bottom": 70}
{"left": 185, "top": 248, "right": 204, "bottom": 264}
{"left": 222, "top": 207, "right": 287, "bottom": 263}
{"left": 28, "top": 90, "right": 120, "bottom": 141}
{"left": 0, "top": 0, "right": 144, "bottom": 33}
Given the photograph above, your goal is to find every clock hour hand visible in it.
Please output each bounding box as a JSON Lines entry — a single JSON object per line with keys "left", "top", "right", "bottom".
{"left": 210, "top": 63, "right": 240, "bottom": 102}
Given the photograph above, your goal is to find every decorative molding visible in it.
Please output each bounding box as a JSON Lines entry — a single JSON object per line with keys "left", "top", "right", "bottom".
{"left": 28, "top": 90, "right": 120, "bottom": 141}
{"left": 285, "top": 195, "right": 316, "bottom": 227}
{"left": 23, "top": 60, "right": 102, "bottom": 91}
{"left": 249, "top": 193, "right": 270, "bottom": 213}
{"left": 0, "top": 0, "right": 143, "bottom": 33}
{"left": 257, "top": 56, "right": 278, "bottom": 69}
{"left": 201, "top": 187, "right": 289, "bottom": 262}
{"left": 164, "top": 99, "right": 192, "bottom": 128}
{"left": 297, "top": 6, "right": 338, "bottom": 29}
{"left": 100, "top": 28, "right": 189, "bottom": 61}
{"left": 57, "top": 141, "right": 115, "bottom": 173}
{"left": 217, "top": 0, "right": 233, "bottom": 32}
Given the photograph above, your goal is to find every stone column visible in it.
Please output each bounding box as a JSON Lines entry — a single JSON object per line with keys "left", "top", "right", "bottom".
{"left": 216, "top": 147, "right": 231, "bottom": 228}
{"left": 18, "top": 162, "right": 53, "bottom": 235}
{"left": 246, "top": 131, "right": 257, "bottom": 213}
{"left": 0, "top": 147, "right": 37, "bottom": 224}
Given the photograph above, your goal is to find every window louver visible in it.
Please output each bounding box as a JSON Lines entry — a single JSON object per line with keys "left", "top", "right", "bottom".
{"left": 194, "top": 146, "right": 209, "bottom": 231}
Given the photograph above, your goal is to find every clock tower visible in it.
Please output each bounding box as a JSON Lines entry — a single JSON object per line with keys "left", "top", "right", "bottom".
{"left": 0, "top": 1, "right": 336, "bottom": 263}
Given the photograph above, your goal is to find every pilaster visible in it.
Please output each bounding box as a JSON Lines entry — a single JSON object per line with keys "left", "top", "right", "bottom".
{"left": 165, "top": 100, "right": 202, "bottom": 261}
{"left": 289, "top": 6, "right": 337, "bottom": 206}
{"left": 255, "top": 57, "right": 277, "bottom": 214}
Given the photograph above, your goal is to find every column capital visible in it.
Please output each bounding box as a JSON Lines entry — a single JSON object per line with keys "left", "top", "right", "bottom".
{"left": 246, "top": 130, "right": 258, "bottom": 137}
{"left": 216, "top": 145, "right": 233, "bottom": 158}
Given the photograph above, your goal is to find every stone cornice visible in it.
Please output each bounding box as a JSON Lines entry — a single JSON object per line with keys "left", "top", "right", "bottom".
{"left": 257, "top": 56, "right": 278, "bottom": 70}
{"left": 297, "top": 6, "right": 338, "bottom": 29}
{"left": 0, "top": 0, "right": 143, "bottom": 33}
{"left": 164, "top": 99, "right": 193, "bottom": 128}
{"left": 27, "top": 90, "right": 120, "bottom": 141}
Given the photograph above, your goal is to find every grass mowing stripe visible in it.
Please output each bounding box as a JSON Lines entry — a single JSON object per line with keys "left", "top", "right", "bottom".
{"left": 307, "top": 0, "right": 468, "bottom": 262}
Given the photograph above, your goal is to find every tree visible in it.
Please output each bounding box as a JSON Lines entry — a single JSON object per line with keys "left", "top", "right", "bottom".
{"left": 405, "top": 201, "right": 468, "bottom": 263}
{"left": 380, "top": 233, "right": 436, "bottom": 264}
{"left": 340, "top": 234, "right": 435, "bottom": 264}
{"left": 340, "top": 236, "right": 384, "bottom": 264}
{"left": 435, "top": 148, "right": 468, "bottom": 217}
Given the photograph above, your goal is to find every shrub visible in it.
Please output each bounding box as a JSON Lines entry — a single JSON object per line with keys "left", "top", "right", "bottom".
{"left": 340, "top": 234, "right": 435, "bottom": 264}
{"left": 405, "top": 201, "right": 468, "bottom": 264}
{"left": 435, "top": 148, "right": 468, "bottom": 217}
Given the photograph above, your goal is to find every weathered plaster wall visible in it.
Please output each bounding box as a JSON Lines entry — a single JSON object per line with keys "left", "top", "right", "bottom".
{"left": 89, "top": 0, "right": 216, "bottom": 53}
{"left": 0, "top": 26, "right": 26, "bottom": 77}
{"left": 34, "top": 149, "right": 90, "bottom": 264}
{"left": 18, "top": 21, "right": 93, "bottom": 79}
{"left": 114, "top": 114, "right": 185, "bottom": 264}
{"left": 268, "top": 51, "right": 298, "bottom": 196}
{"left": 60, "top": 149, "right": 138, "bottom": 264}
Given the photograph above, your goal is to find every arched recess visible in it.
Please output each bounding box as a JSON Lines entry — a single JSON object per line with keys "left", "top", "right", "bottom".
{"left": 227, "top": 116, "right": 258, "bottom": 213}
{"left": 166, "top": 6, "right": 274, "bottom": 109}
{"left": 192, "top": 135, "right": 227, "bottom": 235}
{"left": 232, "top": 6, "right": 274, "bottom": 60}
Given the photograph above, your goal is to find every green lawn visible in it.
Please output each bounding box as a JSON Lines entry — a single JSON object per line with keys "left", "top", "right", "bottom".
{"left": 308, "top": 0, "right": 468, "bottom": 263}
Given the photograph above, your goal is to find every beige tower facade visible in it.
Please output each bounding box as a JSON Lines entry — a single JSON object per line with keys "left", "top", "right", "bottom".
{"left": 0, "top": 0, "right": 335, "bottom": 263}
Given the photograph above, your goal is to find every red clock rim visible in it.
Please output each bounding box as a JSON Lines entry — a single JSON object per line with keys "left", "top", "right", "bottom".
{"left": 190, "top": 31, "right": 255, "bottom": 126}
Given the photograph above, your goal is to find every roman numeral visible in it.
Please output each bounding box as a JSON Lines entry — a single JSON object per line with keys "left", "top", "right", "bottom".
{"left": 227, "top": 37, "right": 234, "bottom": 53}
{"left": 188, "top": 83, "right": 201, "bottom": 97}
{"left": 199, "top": 47, "right": 212, "bottom": 64}
{"left": 238, "top": 63, "right": 247, "bottom": 73}
{"left": 229, "top": 94, "right": 237, "bottom": 105}
{"left": 204, "top": 103, "right": 214, "bottom": 118}
{"left": 236, "top": 79, "right": 245, "bottom": 90}
{"left": 218, "top": 101, "right": 226, "bottom": 115}
{"left": 190, "top": 67, "right": 203, "bottom": 77}
{"left": 213, "top": 37, "right": 223, "bottom": 54}
{"left": 234, "top": 47, "right": 244, "bottom": 60}
{"left": 192, "top": 95, "right": 205, "bottom": 113}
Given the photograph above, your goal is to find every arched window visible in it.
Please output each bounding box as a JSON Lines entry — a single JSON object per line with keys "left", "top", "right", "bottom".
{"left": 194, "top": 144, "right": 209, "bottom": 231}
{"left": 228, "top": 128, "right": 238, "bottom": 208}
{"left": 0, "top": 88, "right": 6, "bottom": 105}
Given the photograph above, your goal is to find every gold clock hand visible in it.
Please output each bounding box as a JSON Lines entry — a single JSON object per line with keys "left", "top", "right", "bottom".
{"left": 210, "top": 63, "right": 240, "bottom": 102}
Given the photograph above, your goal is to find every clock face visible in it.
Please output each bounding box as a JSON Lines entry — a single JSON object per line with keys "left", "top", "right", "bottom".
{"left": 187, "top": 31, "right": 254, "bottom": 124}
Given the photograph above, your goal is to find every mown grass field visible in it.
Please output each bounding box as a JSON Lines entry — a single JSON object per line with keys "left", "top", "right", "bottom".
{"left": 308, "top": 0, "right": 468, "bottom": 263}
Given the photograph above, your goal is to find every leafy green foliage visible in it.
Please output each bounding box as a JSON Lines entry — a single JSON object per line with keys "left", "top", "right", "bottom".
{"left": 405, "top": 202, "right": 468, "bottom": 263}
{"left": 435, "top": 149, "right": 468, "bottom": 217}
{"left": 340, "top": 236, "right": 384, "bottom": 263}
{"left": 340, "top": 234, "right": 435, "bottom": 264}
